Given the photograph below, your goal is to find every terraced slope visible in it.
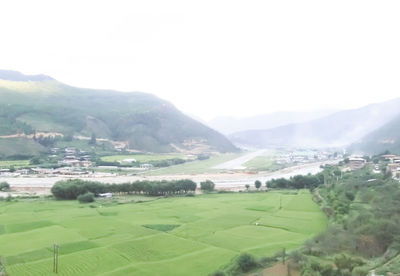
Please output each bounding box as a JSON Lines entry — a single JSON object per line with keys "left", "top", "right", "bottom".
{"left": 0, "top": 191, "right": 326, "bottom": 276}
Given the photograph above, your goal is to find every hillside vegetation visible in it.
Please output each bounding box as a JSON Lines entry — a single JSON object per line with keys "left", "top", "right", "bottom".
{"left": 349, "top": 113, "right": 400, "bottom": 155}
{"left": 0, "top": 70, "right": 236, "bottom": 155}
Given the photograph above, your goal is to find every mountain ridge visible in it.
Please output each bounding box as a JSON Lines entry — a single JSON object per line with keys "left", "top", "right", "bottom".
{"left": 208, "top": 109, "right": 339, "bottom": 135}
{"left": 229, "top": 97, "right": 400, "bottom": 149}
{"left": 0, "top": 70, "right": 237, "bottom": 155}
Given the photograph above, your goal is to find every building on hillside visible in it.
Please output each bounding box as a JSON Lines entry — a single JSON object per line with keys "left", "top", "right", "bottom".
{"left": 348, "top": 156, "right": 366, "bottom": 170}
{"left": 381, "top": 154, "right": 400, "bottom": 162}
{"left": 140, "top": 163, "right": 154, "bottom": 169}
{"left": 387, "top": 163, "right": 400, "bottom": 175}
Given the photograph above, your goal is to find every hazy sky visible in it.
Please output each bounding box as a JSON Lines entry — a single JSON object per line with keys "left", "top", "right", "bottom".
{"left": 1, "top": 0, "right": 400, "bottom": 120}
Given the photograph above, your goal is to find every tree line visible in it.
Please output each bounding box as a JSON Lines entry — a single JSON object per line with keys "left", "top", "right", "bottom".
{"left": 266, "top": 173, "right": 324, "bottom": 190}
{"left": 51, "top": 179, "right": 197, "bottom": 199}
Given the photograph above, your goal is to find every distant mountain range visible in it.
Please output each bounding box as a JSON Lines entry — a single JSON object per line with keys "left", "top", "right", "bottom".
{"left": 0, "top": 70, "right": 237, "bottom": 157}
{"left": 349, "top": 113, "right": 400, "bottom": 155}
{"left": 208, "top": 110, "right": 339, "bottom": 135}
{"left": 229, "top": 98, "right": 400, "bottom": 151}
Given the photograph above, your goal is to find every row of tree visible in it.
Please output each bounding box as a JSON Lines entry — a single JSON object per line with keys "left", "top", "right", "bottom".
{"left": 51, "top": 179, "right": 197, "bottom": 199}
{"left": 266, "top": 173, "right": 324, "bottom": 190}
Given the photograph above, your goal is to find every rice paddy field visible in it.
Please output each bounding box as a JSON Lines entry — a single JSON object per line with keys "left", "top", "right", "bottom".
{"left": 0, "top": 190, "right": 327, "bottom": 276}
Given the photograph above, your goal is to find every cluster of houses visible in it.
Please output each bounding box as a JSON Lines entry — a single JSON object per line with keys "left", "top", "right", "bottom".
{"left": 275, "top": 150, "right": 341, "bottom": 165}
{"left": 382, "top": 154, "right": 400, "bottom": 178}
{"left": 0, "top": 147, "right": 95, "bottom": 177}
{"left": 53, "top": 147, "right": 93, "bottom": 168}
{"left": 345, "top": 154, "right": 400, "bottom": 179}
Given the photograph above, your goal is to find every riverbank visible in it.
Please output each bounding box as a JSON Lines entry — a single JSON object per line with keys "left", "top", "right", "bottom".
{"left": 0, "top": 160, "right": 338, "bottom": 197}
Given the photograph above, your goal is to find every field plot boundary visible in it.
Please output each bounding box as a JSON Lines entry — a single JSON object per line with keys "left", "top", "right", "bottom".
{"left": 0, "top": 191, "right": 327, "bottom": 276}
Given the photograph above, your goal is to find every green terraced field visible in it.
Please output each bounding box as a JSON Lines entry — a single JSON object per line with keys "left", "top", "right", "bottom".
{"left": 0, "top": 191, "right": 327, "bottom": 276}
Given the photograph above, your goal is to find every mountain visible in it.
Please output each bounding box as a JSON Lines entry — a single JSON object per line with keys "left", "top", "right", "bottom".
{"left": 208, "top": 110, "right": 339, "bottom": 135}
{"left": 0, "top": 70, "right": 237, "bottom": 156}
{"left": 349, "top": 114, "right": 400, "bottom": 155}
{"left": 229, "top": 98, "right": 400, "bottom": 149}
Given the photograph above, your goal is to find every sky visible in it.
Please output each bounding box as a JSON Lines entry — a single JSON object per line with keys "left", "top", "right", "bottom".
{"left": 1, "top": 0, "right": 400, "bottom": 121}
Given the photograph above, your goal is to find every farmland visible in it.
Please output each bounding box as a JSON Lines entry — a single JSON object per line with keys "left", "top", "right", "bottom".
{"left": 101, "top": 153, "right": 185, "bottom": 163}
{"left": 0, "top": 160, "right": 30, "bottom": 168}
{"left": 0, "top": 191, "right": 326, "bottom": 276}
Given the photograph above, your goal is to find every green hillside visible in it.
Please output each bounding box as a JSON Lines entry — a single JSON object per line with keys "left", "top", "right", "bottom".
{"left": 0, "top": 70, "right": 237, "bottom": 155}
{"left": 349, "top": 113, "right": 400, "bottom": 155}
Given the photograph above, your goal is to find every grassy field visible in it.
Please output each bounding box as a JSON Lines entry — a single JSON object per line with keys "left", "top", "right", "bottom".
{"left": 0, "top": 138, "right": 44, "bottom": 159}
{"left": 0, "top": 191, "right": 326, "bottom": 276}
{"left": 244, "top": 156, "right": 285, "bottom": 171}
{"left": 144, "top": 153, "right": 243, "bottom": 175}
{"left": 0, "top": 160, "right": 30, "bottom": 168}
{"left": 101, "top": 153, "right": 185, "bottom": 163}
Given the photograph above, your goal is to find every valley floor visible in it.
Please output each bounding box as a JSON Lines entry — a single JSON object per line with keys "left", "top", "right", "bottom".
{"left": 0, "top": 160, "right": 335, "bottom": 197}
{"left": 0, "top": 191, "right": 327, "bottom": 276}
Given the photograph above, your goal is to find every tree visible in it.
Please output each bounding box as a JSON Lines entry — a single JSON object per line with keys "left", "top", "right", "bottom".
{"left": 77, "top": 192, "right": 95, "bottom": 203}
{"left": 236, "top": 253, "right": 258, "bottom": 272}
{"left": 30, "top": 156, "right": 41, "bottom": 165}
{"left": 0, "top": 182, "right": 10, "bottom": 191}
{"left": 245, "top": 184, "right": 250, "bottom": 191}
{"left": 254, "top": 180, "right": 261, "bottom": 190}
{"left": 200, "top": 180, "right": 215, "bottom": 192}
{"left": 89, "top": 133, "right": 96, "bottom": 145}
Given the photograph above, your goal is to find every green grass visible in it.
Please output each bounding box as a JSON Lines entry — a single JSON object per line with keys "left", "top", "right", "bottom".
{"left": 144, "top": 153, "right": 243, "bottom": 175}
{"left": 101, "top": 153, "right": 185, "bottom": 163}
{"left": 0, "top": 138, "right": 44, "bottom": 159}
{"left": 17, "top": 113, "right": 71, "bottom": 133}
{"left": 0, "top": 160, "right": 30, "bottom": 168}
{"left": 244, "top": 156, "right": 285, "bottom": 171}
{"left": 0, "top": 191, "right": 327, "bottom": 276}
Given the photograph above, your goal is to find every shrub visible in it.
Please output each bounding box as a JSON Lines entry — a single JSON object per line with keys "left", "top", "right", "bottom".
{"left": 77, "top": 192, "right": 95, "bottom": 203}
{"left": 289, "top": 251, "right": 306, "bottom": 264}
{"left": 200, "top": 180, "right": 215, "bottom": 192}
{"left": 236, "top": 253, "right": 258, "bottom": 272}
{"left": 0, "top": 182, "right": 10, "bottom": 191}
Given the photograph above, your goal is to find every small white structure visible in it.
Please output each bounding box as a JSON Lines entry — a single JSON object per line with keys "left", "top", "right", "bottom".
{"left": 98, "top": 193, "right": 113, "bottom": 198}
{"left": 122, "top": 158, "right": 136, "bottom": 163}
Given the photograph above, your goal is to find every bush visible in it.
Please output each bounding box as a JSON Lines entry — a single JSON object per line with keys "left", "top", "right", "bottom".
{"left": 77, "top": 192, "right": 95, "bottom": 203}
{"left": 200, "top": 180, "right": 215, "bottom": 192}
{"left": 0, "top": 182, "right": 10, "bottom": 191}
{"left": 236, "top": 253, "right": 258, "bottom": 272}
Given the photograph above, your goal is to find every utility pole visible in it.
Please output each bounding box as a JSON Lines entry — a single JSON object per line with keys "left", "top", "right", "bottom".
{"left": 53, "top": 244, "right": 59, "bottom": 273}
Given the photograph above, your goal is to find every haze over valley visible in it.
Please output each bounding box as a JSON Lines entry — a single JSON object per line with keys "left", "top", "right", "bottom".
{"left": 2, "top": 1, "right": 400, "bottom": 275}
